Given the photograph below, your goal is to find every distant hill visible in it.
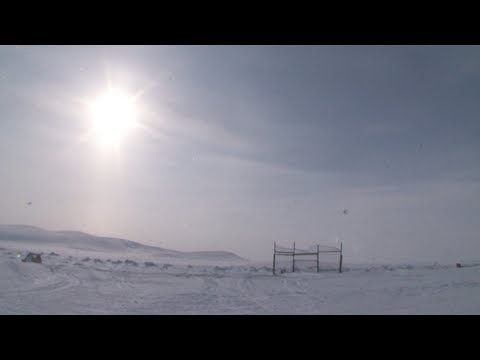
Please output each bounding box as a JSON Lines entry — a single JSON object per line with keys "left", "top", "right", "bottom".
{"left": 0, "top": 224, "right": 245, "bottom": 261}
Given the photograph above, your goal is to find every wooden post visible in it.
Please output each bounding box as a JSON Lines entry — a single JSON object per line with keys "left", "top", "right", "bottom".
{"left": 316, "top": 245, "right": 319, "bottom": 273}
{"left": 339, "top": 242, "right": 343, "bottom": 273}
{"left": 273, "top": 241, "right": 276, "bottom": 275}
{"left": 292, "top": 242, "right": 296, "bottom": 273}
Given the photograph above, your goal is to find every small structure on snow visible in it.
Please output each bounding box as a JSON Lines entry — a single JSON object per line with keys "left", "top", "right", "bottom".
{"left": 22, "top": 252, "right": 42, "bottom": 264}
{"left": 273, "top": 242, "right": 343, "bottom": 275}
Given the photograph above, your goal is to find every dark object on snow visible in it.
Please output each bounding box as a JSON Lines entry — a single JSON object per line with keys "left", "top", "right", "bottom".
{"left": 22, "top": 252, "right": 42, "bottom": 264}
{"left": 456, "top": 263, "right": 462, "bottom": 268}
{"left": 342, "top": 209, "right": 348, "bottom": 215}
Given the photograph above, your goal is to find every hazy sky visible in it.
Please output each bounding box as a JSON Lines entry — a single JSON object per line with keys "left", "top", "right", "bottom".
{"left": 1, "top": 45, "right": 479, "bottom": 263}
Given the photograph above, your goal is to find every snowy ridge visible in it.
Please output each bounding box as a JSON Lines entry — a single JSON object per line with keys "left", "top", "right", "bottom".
{"left": 0, "top": 224, "right": 245, "bottom": 262}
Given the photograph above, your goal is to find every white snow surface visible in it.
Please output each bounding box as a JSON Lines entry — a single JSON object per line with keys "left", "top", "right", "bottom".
{"left": 1, "top": 224, "right": 480, "bottom": 314}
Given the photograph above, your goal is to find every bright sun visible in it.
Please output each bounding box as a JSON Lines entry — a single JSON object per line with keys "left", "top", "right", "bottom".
{"left": 89, "top": 88, "right": 137, "bottom": 146}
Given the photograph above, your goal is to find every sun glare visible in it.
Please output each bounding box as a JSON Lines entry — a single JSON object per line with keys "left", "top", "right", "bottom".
{"left": 89, "top": 88, "right": 137, "bottom": 146}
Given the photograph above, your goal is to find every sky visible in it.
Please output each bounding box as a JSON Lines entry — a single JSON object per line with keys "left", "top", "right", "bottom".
{"left": 1, "top": 45, "right": 479, "bottom": 263}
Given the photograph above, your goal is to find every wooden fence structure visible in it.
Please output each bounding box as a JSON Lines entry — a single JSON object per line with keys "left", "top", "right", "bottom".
{"left": 273, "top": 241, "right": 343, "bottom": 275}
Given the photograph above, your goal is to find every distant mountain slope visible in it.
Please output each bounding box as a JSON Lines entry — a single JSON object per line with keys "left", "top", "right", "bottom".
{"left": 0, "top": 224, "right": 245, "bottom": 261}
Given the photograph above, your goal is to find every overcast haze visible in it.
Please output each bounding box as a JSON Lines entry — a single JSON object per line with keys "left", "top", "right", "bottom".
{"left": 1, "top": 45, "right": 479, "bottom": 263}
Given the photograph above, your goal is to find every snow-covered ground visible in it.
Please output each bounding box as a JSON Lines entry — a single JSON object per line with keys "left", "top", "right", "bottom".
{"left": 1, "top": 225, "right": 479, "bottom": 314}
